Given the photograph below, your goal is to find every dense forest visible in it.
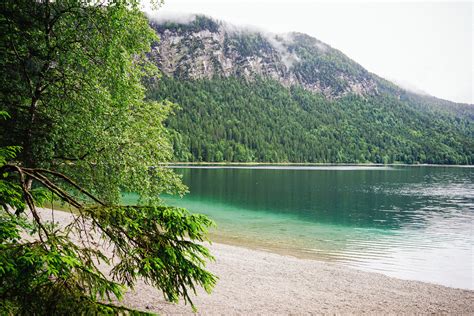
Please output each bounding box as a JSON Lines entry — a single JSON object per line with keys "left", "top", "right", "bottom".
{"left": 148, "top": 77, "right": 473, "bottom": 164}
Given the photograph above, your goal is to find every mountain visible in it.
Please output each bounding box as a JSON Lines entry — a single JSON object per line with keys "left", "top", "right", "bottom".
{"left": 148, "top": 15, "right": 393, "bottom": 99}
{"left": 146, "top": 15, "right": 473, "bottom": 164}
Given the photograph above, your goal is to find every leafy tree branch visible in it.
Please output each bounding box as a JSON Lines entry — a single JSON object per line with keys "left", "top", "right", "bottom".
{"left": 0, "top": 0, "right": 216, "bottom": 313}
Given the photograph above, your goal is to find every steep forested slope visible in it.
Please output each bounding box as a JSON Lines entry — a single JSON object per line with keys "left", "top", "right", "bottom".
{"left": 148, "top": 77, "right": 473, "bottom": 164}
{"left": 145, "top": 15, "right": 473, "bottom": 164}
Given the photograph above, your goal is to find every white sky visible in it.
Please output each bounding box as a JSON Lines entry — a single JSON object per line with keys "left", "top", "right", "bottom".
{"left": 145, "top": 0, "right": 473, "bottom": 104}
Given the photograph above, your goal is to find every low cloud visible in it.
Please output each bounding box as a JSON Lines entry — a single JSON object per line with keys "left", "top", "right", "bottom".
{"left": 146, "top": 11, "right": 198, "bottom": 24}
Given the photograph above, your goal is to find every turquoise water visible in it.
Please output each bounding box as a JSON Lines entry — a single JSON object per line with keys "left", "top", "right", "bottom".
{"left": 131, "top": 165, "right": 474, "bottom": 289}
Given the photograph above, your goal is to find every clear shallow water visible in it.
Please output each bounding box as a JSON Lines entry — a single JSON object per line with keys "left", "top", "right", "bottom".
{"left": 130, "top": 165, "right": 474, "bottom": 289}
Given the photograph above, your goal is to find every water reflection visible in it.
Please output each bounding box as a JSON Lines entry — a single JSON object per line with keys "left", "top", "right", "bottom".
{"left": 160, "top": 166, "right": 473, "bottom": 289}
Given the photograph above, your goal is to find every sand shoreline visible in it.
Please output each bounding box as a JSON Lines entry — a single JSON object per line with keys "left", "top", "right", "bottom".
{"left": 35, "top": 208, "right": 473, "bottom": 314}
{"left": 122, "top": 242, "right": 474, "bottom": 315}
{"left": 162, "top": 162, "right": 474, "bottom": 168}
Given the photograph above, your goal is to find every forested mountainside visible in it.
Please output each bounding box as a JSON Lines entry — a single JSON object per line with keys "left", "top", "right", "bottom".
{"left": 146, "top": 15, "right": 474, "bottom": 164}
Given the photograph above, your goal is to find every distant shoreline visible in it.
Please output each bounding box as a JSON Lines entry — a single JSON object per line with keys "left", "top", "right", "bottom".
{"left": 162, "top": 162, "right": 474, "bottom": 168}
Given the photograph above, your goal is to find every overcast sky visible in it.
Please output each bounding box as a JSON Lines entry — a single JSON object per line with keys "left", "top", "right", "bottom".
{"left": 145, "top": 0, "right": 473, "bottom": 104}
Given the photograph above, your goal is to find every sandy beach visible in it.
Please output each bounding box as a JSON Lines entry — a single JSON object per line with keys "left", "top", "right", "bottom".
{"left": 36, "top": 208, "right": 474, "bottom": 314}
{"left": 122, "top": 242, "right": 474, "bottom": 315}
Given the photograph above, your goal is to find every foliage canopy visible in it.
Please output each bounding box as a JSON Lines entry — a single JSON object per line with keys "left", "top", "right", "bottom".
{"left": 149, "top": 77, "right": 473, "bottom": 164}
{"left": 0, "top": 1, "right": 216, "bottom": 314}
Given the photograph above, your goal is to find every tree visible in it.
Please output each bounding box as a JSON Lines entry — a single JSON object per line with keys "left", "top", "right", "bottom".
{"left": 0, "top": 1, "right": 216, "bottom": 314}
{"left": 151, "top": 76, "right": 472, "bottom": 165}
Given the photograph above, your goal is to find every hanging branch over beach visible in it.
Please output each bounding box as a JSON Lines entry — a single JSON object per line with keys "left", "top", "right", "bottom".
{"left": 0, "top": 0, "right": 216, "bottom": 313}
{"left": 0, "top": 162, "right": 216, "bottom": 313}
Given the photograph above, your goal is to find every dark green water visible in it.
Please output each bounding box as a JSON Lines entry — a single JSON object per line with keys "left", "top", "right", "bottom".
{"left": 139, "top": 165, "right": 474, "bottom": 289}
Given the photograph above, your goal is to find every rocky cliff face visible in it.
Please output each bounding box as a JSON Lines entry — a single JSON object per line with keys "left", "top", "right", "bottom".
{"left": 148, "top": 15, "right": 385, "bottom": 99}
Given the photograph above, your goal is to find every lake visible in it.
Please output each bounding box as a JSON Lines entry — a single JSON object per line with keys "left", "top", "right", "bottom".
{"left": 158, "top": 165, "right": 473, "bottom": 289}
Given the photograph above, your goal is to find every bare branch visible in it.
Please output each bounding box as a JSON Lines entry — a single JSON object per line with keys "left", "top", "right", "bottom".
{"left": 24, "top": 167, "right": 105, "bottom": 206}
{"left": 1, "top": 164, "right": 49, "bottom": 242}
